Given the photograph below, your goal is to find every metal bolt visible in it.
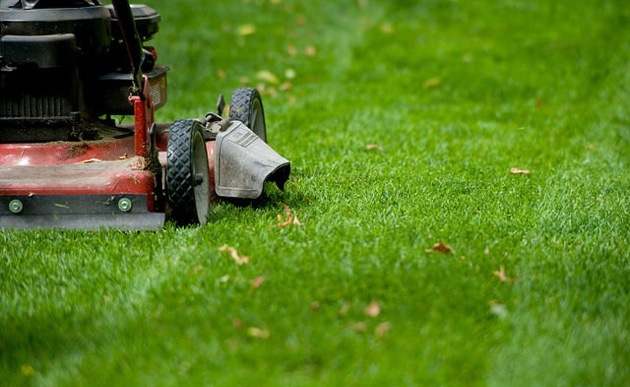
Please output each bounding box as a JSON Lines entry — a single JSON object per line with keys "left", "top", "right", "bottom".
{"left": 9, "top": 199, "right": 23, "bottom": 214}
{"left": 193, "top": 173, "right": 204, "bottom": 186}
{"left": 118, "top": 198, "right": 133, "bottom": 213}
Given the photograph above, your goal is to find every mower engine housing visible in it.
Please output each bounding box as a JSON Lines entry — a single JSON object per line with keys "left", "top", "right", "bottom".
{"left": 0, "top": 1, "right": 166, "bottom": 142}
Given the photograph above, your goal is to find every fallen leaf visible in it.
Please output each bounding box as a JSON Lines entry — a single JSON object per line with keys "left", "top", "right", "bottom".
{"left": 423, "top": 77, "right": 441, "bottom": 89}
{"left": 310, "top": 301, "right": 320, "bottom": 311}
{"left": 338, "top": 302, "right": 350, "bottom": 317}
{"left": 364, "top": 300, "right": 381, "bottom": 318}
{"left": 296, "top": 15, "right": 307, "bottom": 25}
{"left": 489, "top": 301, "right": 509, "bottom": 320}
{"left": 286, "top": 45, "right": 298, "bottom": 56}
{"left": 279, "top": 81, "right": 292, "bottom": 91}
{"left": 237, "top": 24, "right": 256, "bottom": 36}
{"left": 277, "top": 202, "right": 305, "bottom": 228}
{"left": 232, "top": 318, "right": 244, "bottom": 330}
{"left": 350, "top": 322, "right": 367, "bottom": 332}
{"left": 305, "top": 45, "right": 317, "bottom": 57}
{"left": 375, "top": 322, "right": 392, "bottom": 337}
{"left": 510, "top": 167, "right": 530, "bottom": 175}
{"left": 21, "top": 364, "right": 35, "bottom": 376}
{"left": 251, "top": 276, "right": 265, "bottom": 289}
{"left": 379, "top": 22, "right": 394, "bottom": 34}
{"left": 284, "top": 68, "right": 296, "bottom": 79}
{"left": 256, "top": 70, "right": 279, "bottom": 85}
{"left": 493, "top": 266, "right": 517, "bottom": 284}
{"left": 425, "top": 242, "right": 454, "bottom": 255}
{"left": 218, "top": 244, "right": 249, "bottom": 265}
{"left": 247, "top": 327, "right": 270, "bottom": 339}
{"left": 366, "top": 144, "right": 382, "bottom": 151}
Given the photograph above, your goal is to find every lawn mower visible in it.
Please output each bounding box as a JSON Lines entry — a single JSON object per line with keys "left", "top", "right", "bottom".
{"left": 0, "top": 0, "right": 290, "bottom": 230}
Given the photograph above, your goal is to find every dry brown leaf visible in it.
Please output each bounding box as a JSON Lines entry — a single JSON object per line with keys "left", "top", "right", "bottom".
{"left": 237, "top": 24, "right": 256, "bottom": 36}
{"left": 286, "top": 45, "right": 298, "bottom": 56}
{"left": 232, "top": 318, "right": 244, "bottom": 330}
{"left": 218, "top": 244, "right": 249, "bottom": 265}
{"left": 493, "top": 266, "right": 517, "bottom": 284}
{"left": 510, "top": 167, "right": 530, "bottom": 175}
{"left": 350, "top": 322, "right": 367, "bottom": 332}
{"left": 364, "top": 300, "right": 381, "bottom": 318}
{"left": 251, "top": 276, "right": 265, "bottom": 289}
{"left": 366, "top": 144, "right": 382, "bottom": 151}
{"left": 247, "top": 327, "right": 270, "bottom": 339}
{"left": 379, "top": 22, "right": 394, "bottom": 34}
{"left": 305, "top": 45, "right": 317, "bottom": 57}
{"left": 277, "top": 202, "right": 304, "bottom": 228}
{"left": 375, "top": 322, "right": 392, "bottom": 338}
{"left": 310, "top": 301, "right": 320, "bottom": 311}
{"left": 494, "top": 266, "right": 518, "bottom": 284}
{"left": 423, "top": 77, "right": 441, "bottom": 89}
{"left": 256, "top": 70, "right": 279, "bottom": 85}
{"left": 425, "top": 242, "right": 454, "bottom": 255}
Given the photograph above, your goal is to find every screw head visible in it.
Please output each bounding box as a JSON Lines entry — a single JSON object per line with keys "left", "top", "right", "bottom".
{"left": 193, "top": 173, "right": 204, "bottom": 186}
{"left": 118, "top": 198, "right": 133, "bottom": 213}
{"left": 9, "top": 199, "right": 23, "bottom": 214}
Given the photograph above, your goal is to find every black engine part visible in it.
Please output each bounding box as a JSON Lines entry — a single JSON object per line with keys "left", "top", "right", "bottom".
{"left": 0, "top": 1, "right": 166, "bottom": 141}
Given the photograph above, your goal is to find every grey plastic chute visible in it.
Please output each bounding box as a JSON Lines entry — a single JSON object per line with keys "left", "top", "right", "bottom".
{"left": 214, "top": 121, "right": 290, "bottom": 199}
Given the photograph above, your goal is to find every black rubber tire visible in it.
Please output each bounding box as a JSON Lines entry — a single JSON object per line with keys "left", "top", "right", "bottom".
{"left": 229, "top": 87, "right": 267, "bottom": 142}
{"left": 166, "top": 120, "right": 211, "bottom": 225}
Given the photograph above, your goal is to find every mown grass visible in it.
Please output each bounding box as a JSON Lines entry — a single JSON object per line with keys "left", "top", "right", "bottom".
{"left": 1, "top": 0, "right": 628, "bottom": 385}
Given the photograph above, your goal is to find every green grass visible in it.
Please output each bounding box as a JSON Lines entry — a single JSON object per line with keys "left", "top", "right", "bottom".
{"left": 1, "top": 0, "right": 629, "bottom": 385}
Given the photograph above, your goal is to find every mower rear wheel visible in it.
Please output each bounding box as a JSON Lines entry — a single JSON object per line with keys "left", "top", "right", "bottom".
{"left": 229, "top": 87, "right": 267, "bottom": 142}
{"left": 167, "top": 120, "right": 211, "bottom": 225}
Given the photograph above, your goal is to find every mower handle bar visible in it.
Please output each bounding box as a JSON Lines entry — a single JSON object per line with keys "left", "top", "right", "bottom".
{"left": 111, "top": 0, "right": 145, "bottom": 97}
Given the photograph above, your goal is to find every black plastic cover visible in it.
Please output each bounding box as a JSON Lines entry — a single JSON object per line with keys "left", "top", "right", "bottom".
{"left": 1, "top": 33, "right": 76, "bottom": 68}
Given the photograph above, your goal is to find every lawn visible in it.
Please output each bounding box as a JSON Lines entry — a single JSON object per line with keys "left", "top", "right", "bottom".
{"left": 1, "top": 0, "right": 628, "bottom": 385}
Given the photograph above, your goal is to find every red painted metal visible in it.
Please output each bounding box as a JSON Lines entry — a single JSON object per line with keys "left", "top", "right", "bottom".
{"left": 0, "top": 156, "right": 157, "bottom": 211}
{"left": 131, "top": 75, "right": 155, "bottom": 157}
{"left": 0, "top": 76, "right": 161, "bottom": 213}
{"left": 0, "top": 136, "right": 135, "bottom": 166}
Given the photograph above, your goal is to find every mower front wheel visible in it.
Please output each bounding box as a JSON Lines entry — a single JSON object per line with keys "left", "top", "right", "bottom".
{"left": 167, "top": 120, "right": 211, "bottom": 225}
{"left": 229, "top": 87, "right": 267, "bottom": 142}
